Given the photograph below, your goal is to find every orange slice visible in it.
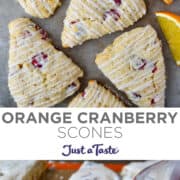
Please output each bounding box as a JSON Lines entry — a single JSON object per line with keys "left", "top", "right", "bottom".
{"left": 156, "top": 11, "right": 180, "bottom": 66}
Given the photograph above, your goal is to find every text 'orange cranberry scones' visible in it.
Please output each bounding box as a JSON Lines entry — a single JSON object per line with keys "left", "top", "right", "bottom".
{"left": 69, "top": 80, "right": 125, "bottom": 107}
{"left": 62, "top": 0, "right": 147, "bottom": 48}
{"left": 18, "top": 0, "right": 61, "bottom": 18}
{"left": 95, "top": 25, "right": 166, "bottom": 107}
{"left": 8, "top": 18, "right": 83, "bottom": 107}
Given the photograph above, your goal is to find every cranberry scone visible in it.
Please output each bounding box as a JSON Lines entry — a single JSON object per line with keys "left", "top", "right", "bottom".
{"left": 95, "top": 25, "right": 166, "bottom": 107}
{"left": 18, "top": 0, "right": 61, "bottom": 18}
{"left": 69, "top": 80, "right": 125, "bottom": 107}
{"left": 8, "top": 18, "right": 83, "bottom": 107}
{"left": 69, "top": 161, "right": 120, "bottom": 180}
{"left": 0, "top": 161, "right": 47, "bottom": 180}
{"left": 62, "top": 0, "right": 146, "bottom": 48}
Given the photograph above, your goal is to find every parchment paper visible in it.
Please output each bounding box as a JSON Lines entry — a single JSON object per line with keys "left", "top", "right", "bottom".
{"left": 0, "top": 0, "right": 179, "bottom": 107}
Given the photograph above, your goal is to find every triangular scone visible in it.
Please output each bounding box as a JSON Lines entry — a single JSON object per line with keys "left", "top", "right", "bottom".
{"left": 18, "top": 0, "right": 61, "bottom": 18}
{"left": 69, "top": 80, "right": 125, "bottom": 107}
{"left": 95, "top": 25, "right": 166, "bottom": 107}
{"left": 62, "top": 0, "right": 146, "bottom": 48}
{"left": 0, "top": 161, "right": 47, "bottom": 180}
{"left": 9, "top": 18, "right": 83, "bottom": 107}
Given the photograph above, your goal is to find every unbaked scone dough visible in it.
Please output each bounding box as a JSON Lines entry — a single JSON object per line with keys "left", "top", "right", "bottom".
{"left": 69, "top": 161, "right": 120, "bottom": 180}
{"left": 95, "top": 25, "right": 166, "bottom": 107}
{"left": 62, "top": 0, "right": 146, "bottom": 48}
{"left": 0, "top": 161, "right": 47, "bottom": 180}
{"left": 69, "top": 80, "right": 125, "bottom": 107}
{"left": 18, "top": 0, "right": 61, "bottom": 18}
{"left": 9, "top": 18, "right": 83, "bottom": 107}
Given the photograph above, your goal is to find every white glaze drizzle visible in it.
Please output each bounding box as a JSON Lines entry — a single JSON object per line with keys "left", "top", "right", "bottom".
{"left": 63, "top": 0, "right": 146, "bottom": 47}
{"left": 96, "top": 25, "right": 166, "bottom": 107}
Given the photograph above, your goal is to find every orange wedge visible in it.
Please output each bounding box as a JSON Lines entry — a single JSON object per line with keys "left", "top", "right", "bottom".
{"left": 162, "top": 0, "right": 173, "bottom": 5}
{"left": 156, "top": 11, "right": 180, "bottom": 66}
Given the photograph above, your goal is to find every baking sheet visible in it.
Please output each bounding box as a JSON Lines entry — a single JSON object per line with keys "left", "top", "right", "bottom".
{"left": 0, "top": 0, "right": 179, "bottom": 107}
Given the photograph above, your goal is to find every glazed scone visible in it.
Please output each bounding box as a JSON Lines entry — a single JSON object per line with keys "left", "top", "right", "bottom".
{"left": 8, "top": 18, "right": 83, "bottom": 107}
{"left": 95, "top": 25, "right": 166, "bottom": 107}
{"left": 69, "top": 80, "right": 125, "bottom": 107}
{"left": 69, "top": 161, "right": 120, "bottom": 180}
{"left": 62, "top": 0, "right": 146, "bottom": 48}
{"left": 18, "top": 0, "right": 61, "bottom": 18}
{"left": 0, "top": 161, "right": 47, "bottom": 180}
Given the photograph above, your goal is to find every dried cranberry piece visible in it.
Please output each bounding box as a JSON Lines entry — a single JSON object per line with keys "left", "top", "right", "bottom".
{"left": 31, "top": 52, "right": 48, "bottom": 69}
{"left": 114, "top": 0, "right": 121, "bottom": 5}
{"left": 32, "top": 59, "right": 42, "bottom": 68}
{"left": 138, "top": 59, "right": 147, "bottom": 70}
{"left": 42, "top": 53, "right": 48, "bottom": 59}
{"left": 70, "top": 19, "right": 80, "bottom": 25}
{"left": 22, "top": 30, "right": 32, "bottom": 39}
{"left": 151, "top": 95, "right": 160, "bottom": 105}
{"left": 131, "top": 58, "right": 147, "bottom": 71}
{"left": 151, "top": 98, "right": 156, "bottom": 105}
{"left": 152, "top": 65, "right": 158, "bottom": 73}
{"left": 82, "top": 91, "right": 86, "bottom": 98}
{"left": 133, "top": 93, "right": 142, "bottom": 98}
{"left": 34, "top": 25, "right": 48, "bottom": 40}
{"left": 103, "top": 9, "right": 120, "bottom": 21}
{"left": 131, "top": 92, "right": 142, "bottom": 101}
{"left": 71, "top": 82, "right": 77, "bottom": 87}
{"left": 35, "top": 25, "right": 41, "bottom": 31}
{"left": 40, "top": 29, "right": 48, "bottom": 40}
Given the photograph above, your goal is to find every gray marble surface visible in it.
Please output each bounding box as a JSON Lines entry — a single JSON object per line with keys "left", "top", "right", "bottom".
{"left": 0, "top": 0, "right": 179, "bottom": 107}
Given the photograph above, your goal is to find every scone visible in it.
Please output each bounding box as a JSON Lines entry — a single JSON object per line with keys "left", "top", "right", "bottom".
{"left": 69, "top": 161, "right": 120, "bottom": 180}
{"left": 0, "top": 161, "right": 47, "bottom": 180}
{"left": 62, "top": 0, "right": 146, "bottom": 48}
{"left": 18, "top": 0, "right": 61, "bottom": 18}
{"left": 8, "top": 18, "right": 83, "bottom": 107}
{"left": 95, "top": 25, "right": 166, "bottom": 107}
{"left": 69, "top": 80, "right": 125, "bottom": 107}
